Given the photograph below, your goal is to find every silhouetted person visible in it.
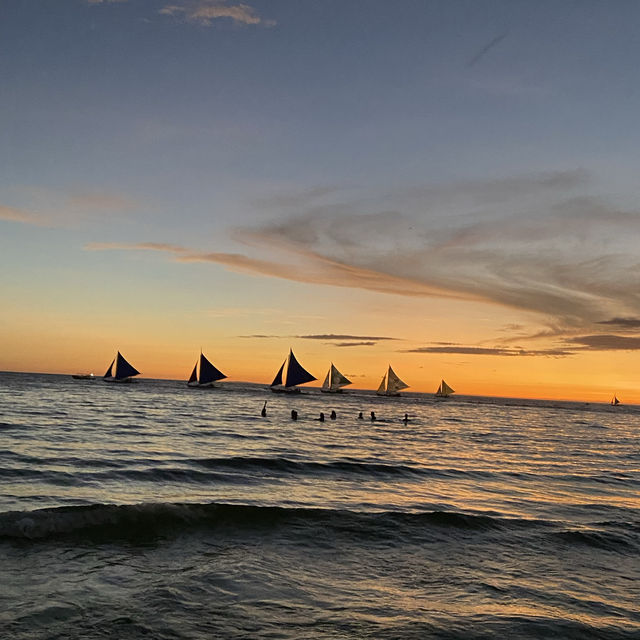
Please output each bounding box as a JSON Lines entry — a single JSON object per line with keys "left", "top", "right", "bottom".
{"left": 330, "top": 410, "right": 336, "bottom": 420}
{"left": 403, "top": 413, "right": 409, "bottom": 423}
{"left": 261, "top": 401, "right": 267, "bottom": 417}
{"left": 358, "top": 411, "right": 363, "bottom": 420}
{"left": 318, "top": 412, "right": 325, "bottom": 422}
{"left": 370, "top": 411, "right": 376, "bottom": 421}
{"left": 291, "top": 409, "right": 298, "bottom": 421}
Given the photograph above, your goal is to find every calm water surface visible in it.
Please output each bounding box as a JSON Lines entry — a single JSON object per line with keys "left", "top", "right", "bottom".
{"left": 1, "top": 372, "right": 639, "bottom": 639}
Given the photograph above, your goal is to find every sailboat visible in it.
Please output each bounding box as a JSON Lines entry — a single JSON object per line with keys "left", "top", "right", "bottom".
{"left": 187, "top": 352, "right": 227, "bottom": 388}
{"left": 376, "top": 365, "right": 408, "bottom": 397}
{"left": 103, "top": 351, "right": 140, "bottom": 383}
{"left": 435, "top": 379, "right": 455, "bottom": 398}
{"left": 270, "top": 349, "right": 316, "bottom": 393}
{"left": 321, "top": 363, "right": 352, "bottom": 393}
{"left": 610, "top": 395, "right": 620, "bottom": 406}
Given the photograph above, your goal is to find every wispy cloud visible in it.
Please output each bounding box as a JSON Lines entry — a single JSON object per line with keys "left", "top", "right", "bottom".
{"left": 405, "top": 345, "right": 574, "bottom": 357}
{"left": 237, "top": 333, "right": 399, "bottom": 347}
{"left": 85, "top": 169, "right": 640, "bottom": 354}
{"left": 297, "top": 334, "right": 398, "bottom": 342}
{"left": 569, "top": 334, "right": 640, "bottom": 350}
{"left": 596, "top": 317, "right": 640, "bottom": 330}
{"left": 160, "top": 1, "right": 275, "bottom": 27}
{"left": 333, "top": 341, "right": 377, "bottom": 348}
{"left": 0, "top": 205, "right": 42, "bottom": 226}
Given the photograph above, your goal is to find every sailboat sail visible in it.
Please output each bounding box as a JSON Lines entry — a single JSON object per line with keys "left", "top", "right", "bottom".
{"left": 436, "top": 379, "right": 455, "bottom": 397}
{"left": 198, "top": 353, "right": 226, "bottom": 385}
{"left": 376, "top": 365, "right": 408, "bottom": 396}
{"left": 271, "top": 362, "right": 285, "bottom": 387}
{"left": 322, "top": 363, "right": 352, "bottom": 392}
{"left": 271, "top": 350, "right": 316, "bottom": 390}
{"left": 104, "top": 352, "right": 140, "bottom": 382}
{"left": 611, "top": 395, "right": 620, "bottom": 405}
{"left": 187, "top": 353, "right": 226, "bottom": 386}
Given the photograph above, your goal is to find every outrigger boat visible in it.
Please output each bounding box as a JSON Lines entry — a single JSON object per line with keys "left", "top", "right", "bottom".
{"left": 376, "top": 365, "right": 408, "bottom": 397}
{"left": 270, "top": 349, "right": 316, "bottom": 394}
{"left": 187, "top": 352, "right": 226, "bottom": 388}
{"left": 103, "top": 351, "right": 140, "bottom": 383}
{"left": 321, "top": 363, "right": 352, "bottom": 393}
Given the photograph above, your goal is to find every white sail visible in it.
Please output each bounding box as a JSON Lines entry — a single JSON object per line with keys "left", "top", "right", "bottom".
{"left": 436, "top": 379, "right": 455, "bottom": 397}
{"left": 376, "top": 365, "right": 408, "bottom": 396}
{"left": 322, "top": 363, "right": 352, "bottom": 392}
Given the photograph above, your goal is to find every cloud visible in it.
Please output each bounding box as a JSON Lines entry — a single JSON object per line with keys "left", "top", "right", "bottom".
{"left": 297, "top": 334, "right": 398, "bottom": 342}
{"left": 0, "top": 205, "right": 42, "bottom": 226}
{"left": 405, "top": 345, "right": 574, "bottom": 357}
{"left": 332, "top": 341, "right": 377, "bottom": 348}
{"left": 160, "top": 1, "right": 275, "bottom": 27}
{"left": 596, "top": 317, "right": 640, "bottom": 330}
{"left": 85, "top": 241, "right": 187, "bottom": 252}
{"left": 569, "top": 334, "right": 640, "bottom": 350}
{"left": 86, "top": 169, "right": 640, "bottom": 352}
{"left": 237, "top": 334, "right": 398, "bottom": 347}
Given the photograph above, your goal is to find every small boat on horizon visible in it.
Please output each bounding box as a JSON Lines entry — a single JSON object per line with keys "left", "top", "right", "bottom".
{"left": 270, "top": 349, "right": 316, "bottom": 394}
{"left": 71, "top": 373, "right": 95, "bottom": 380}
{"left": 611, "top": 395, "right": 620, "bottom": 405}
{"left": 321, "top": 363, "right": 352, "bottom": 393}
{"left": 187, "top": 352, "right": 226, "bottom": 388}
{"left": 376, "top": 365, "right": 408, "bottom": 397}
{"left": 435, "top": 379, "right": 455, "bottom": 398}
{"left": 104, "top": 351, "right": 140, "bottom": 383}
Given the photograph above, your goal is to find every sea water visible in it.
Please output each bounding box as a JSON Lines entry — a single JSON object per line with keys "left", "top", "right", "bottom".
{"left": 0, "top": 372, "right": 638, "bottom": 639}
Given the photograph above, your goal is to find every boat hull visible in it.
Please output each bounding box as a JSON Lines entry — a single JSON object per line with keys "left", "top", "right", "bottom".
{"left": 270, "top": 386, "right": 301, "bottom": 394}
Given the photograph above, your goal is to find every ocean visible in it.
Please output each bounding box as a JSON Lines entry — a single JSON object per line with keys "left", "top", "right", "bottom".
{"left": 1, "top": 372, "right": 638, "bottom": 639}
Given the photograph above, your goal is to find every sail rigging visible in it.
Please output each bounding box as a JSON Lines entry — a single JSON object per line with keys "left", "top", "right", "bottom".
{"left": 376, "top": 365, "right": 408, "bottom": 396}
{"left": 435, "top": 379, "right": 455, "bottom": 397}
{"left": 270, "top": 349, "right": 316, "bottom": 391}
{"left": 104, "top": 351, "right": 140, "bottom": 382}
{"left": 188, "top": 352, "right": 226, "bottom": 387}
{"left": 321, "top": 363, "right": 352, "bottom": 393}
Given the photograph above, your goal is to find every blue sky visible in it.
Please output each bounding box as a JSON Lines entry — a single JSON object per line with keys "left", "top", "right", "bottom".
{"left": 2, "top": 0, "right": 640, "bottom": 397}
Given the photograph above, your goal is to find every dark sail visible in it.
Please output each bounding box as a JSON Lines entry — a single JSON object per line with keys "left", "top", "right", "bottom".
{"left": 104, "top": 359, "right": 114, "bottom": 379}
{"left": 283, "top": 350, "right": 316, "bottom": 387}
{"left": 270, "top": 362, "right": 285, "bottom": 387}
{"left": 198, "top": 353, "right": 226, "bottom": 385}
{"left": 188, "top": 364, "right": 197, "bottom": 384}
{"left": 114, "top": 352, "right": 140, "bottom": 380}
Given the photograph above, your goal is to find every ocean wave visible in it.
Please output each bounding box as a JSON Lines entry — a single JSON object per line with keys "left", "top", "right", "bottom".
{"left": 0, "top": 502, "right": 544, "bottom": 542}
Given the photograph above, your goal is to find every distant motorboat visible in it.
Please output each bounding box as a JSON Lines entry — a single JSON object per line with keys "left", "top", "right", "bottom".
{"left": 435, "top": 379, "right": 455, "bottom": 398}
{"left": 270, "top": 349, "right": 316, "bottom": 394}
{"left": 71, "top": 373, "right": 95, "bottom": 380}
{"left": 187, "top": 352, "right": 226, "bottom": 388}
{"left": 376, "top": 365, "right": 408, "bottom": 397}
{"left": 321, "top": 363, "right": 352, "bottom": 393}
{"left": 103, "top": 351, "right": 140, "bottom": 383}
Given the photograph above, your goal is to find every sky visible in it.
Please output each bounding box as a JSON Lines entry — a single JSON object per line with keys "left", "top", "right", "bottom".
{"left": 2, "top": 0, "right": 640, "bottom": 401}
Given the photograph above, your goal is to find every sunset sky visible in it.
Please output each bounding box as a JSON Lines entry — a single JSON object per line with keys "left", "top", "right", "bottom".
{"left": 2, "top": 0, "right": 640, "bottom": 401}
